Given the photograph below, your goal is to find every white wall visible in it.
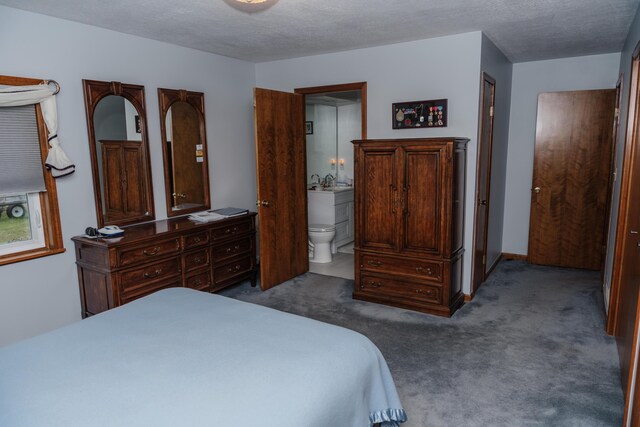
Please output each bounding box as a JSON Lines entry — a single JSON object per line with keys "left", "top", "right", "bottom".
{"left": 0, "top": 6, "right": 256, "bottom": 346}
{"left": 337, "top": 102, "right": 360, "bottom": 182}
{"left": 502, "top": 53, "right": 621, "bottom": 256}
{"left": 479, "top": 34, "right": 513, "bottom": 272}
{"left": 257, "top": 32, "right": 483, "bottom": 295}
{"left": 604, "top": 6, "right": 640, "bottom": 313}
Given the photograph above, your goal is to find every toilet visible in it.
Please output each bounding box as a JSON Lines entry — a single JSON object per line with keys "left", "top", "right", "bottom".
{"left": 308, "top": 224, "right": 336, "bottom": 263}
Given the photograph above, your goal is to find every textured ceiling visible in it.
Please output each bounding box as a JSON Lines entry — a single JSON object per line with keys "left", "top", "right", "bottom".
{"left": 1, "top": 0, "right": 638, "bottom": 62}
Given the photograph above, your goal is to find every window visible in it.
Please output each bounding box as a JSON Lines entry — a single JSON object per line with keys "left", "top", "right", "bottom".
{"left": 0, "top": 75, "right": 64, "bottom": 265}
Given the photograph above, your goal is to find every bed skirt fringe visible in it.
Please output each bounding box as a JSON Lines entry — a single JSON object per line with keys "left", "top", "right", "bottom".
{"left": 370, "top": 408, "right": 407, "bottom": 426}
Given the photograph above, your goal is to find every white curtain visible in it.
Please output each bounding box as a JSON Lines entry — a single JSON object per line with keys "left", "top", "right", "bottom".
{"left": 0, "top": 84, "right": 75, "bottom": 178}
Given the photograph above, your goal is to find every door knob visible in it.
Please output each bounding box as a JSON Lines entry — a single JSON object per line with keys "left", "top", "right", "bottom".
{"left": 256, "top": 200, "right": 261, "bottom": 207}
{"left": 261, "top": 200, "right": 270, "bottom": 207}
{"left": 533, "top": 187, "right": 541, "bottom": 194}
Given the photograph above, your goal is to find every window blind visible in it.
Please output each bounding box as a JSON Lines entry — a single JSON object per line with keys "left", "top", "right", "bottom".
{"left": 0, "top": 105, "right": 46, "bottom": 195}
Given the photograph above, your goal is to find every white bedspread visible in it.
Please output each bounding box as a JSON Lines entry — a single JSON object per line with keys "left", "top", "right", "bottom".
{"left": 0, "top": 288, "right": 406, "bottom": 426}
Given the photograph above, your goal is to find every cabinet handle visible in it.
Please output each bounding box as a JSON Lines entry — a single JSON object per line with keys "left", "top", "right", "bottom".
{"left": 194, "top": 256, "right": 202, "bottom": 264}
{"left": 367, "top": 260, "right": 382, "bottom": 267}
{"left": 192, "top": 236, "right": 201, "bottom": 243}
{"left": 226, "top": 244, "right": 241, "bottom": 253}
{"left": 415, "top": 267, "right": 433, "bottom": 275}
{"left": 143, "top": 247, "right": 160, "bottom": 256}
{"left": 416, "top": 288, "right": 434, "bottom": 295}
{"left": 143, "top": 268, "right": 162, "bottom": 279}
{"left": 368, "top": 281, "right": 382, "bottom": 288}
{"left": 193, "top": 278, "right": 202, "bottom": 286}
{"left": 225, "top": 226, "right": 240, "bottom": 234}
{"left": 227, "top": 264, "right": 241, "bottom": 273}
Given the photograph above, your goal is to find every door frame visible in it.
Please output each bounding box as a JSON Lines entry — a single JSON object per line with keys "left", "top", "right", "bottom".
{"left": 470, "top": 72, "right": 496, "bottom": 296}
{"left": 608, "top": 42, "right": 640, "bottom": 339}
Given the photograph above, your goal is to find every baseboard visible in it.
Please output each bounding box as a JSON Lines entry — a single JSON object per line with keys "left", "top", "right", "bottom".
{"left": 464, "top": 293, "right": 474, "bottom": 302}
{"left": 502, "top": 252, "right": 527, "bottom": 261}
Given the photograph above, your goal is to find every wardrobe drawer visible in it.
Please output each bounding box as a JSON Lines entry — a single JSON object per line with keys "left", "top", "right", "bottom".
{"left": 359, "top": 253, "right": 442, "bottom": 282}
{"left": 120, "top": 279, "right": 180, "bottom": 304}
{"left": 211, "top": 219, "right": 252, "bottom": 241}
{"left": 183, "top": 231, "right": 210, "bottom": 250}
{"left": 212, "top": 237, "right": 252, "bottom": 262}
{"left": 117, "top": 238, "right": 181, "bottom": 267}
{"left": 358, "top": 274, "right": 442, "bottom": 305}
{"left": 183, "top": 248, "right": 210, "bottom": 272}
{"left": 185, "top": 270, "right": 212, "bottom": 292}
{"left": 214, "top": 256, "right": 253, "bottom": 284}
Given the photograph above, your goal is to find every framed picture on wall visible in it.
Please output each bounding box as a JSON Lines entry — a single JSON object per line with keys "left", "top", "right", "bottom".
{"left": 305, "top": 121, "right": 314, "bottom": 135}
{"left": 392, "top": 99, "right": 448, "bottom": 129}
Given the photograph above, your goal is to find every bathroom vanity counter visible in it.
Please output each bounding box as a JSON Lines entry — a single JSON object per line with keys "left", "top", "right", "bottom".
{"left": 308, "top": 188, "right": 354, "bottom": 252}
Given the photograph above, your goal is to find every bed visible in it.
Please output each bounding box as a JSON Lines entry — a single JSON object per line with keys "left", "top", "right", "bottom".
{"left": 0, "top": 288, "right": 407, "bottom": 426}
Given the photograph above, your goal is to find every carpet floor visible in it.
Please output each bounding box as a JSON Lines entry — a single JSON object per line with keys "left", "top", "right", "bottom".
{"left": 219, "top": 260, "right": 624, "bottom": 426}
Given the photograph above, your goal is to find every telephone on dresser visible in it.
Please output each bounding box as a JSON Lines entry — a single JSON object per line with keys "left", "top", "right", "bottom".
{"left": 85, "top": 225, "right": 125, "bottom": 238}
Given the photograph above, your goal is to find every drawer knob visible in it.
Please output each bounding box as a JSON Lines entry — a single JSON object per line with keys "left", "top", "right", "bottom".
{"left": 143, "top": 247, "right": 160, "bottom": 256}
{"left": 225, "top": 244, "right": 241, "bottom": 254}
{"left": 225, "top": 226, "right": 240, "bottom": 234}
{"left": 143, "top": 268, "right": 162, "bottom": 279}
{"left": 416, "top": 267, "right": 433, "bottom": 275}
{"left": 227, "top": 264, "right": 241, "bottom": 273}
{"left": 193, "top": 237, "right": 201, "bottom": 243}
{"left": 367, "top": 260, "right": 382, "bottom": 267}
{"left": 193, "top": 278, "right": 202, "bottom": 286}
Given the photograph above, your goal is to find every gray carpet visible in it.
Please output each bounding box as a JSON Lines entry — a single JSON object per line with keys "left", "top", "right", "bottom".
{"left": 219, "top": 260, "right": 623, "bottom": 426}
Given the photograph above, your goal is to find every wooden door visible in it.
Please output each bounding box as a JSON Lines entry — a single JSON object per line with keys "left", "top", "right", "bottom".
{"left": 171, "top": 102, "right": 204, "bottom": 207}
{"left": 528, "top": 90, "right": 616, "bottom": 270}
{"left": 122, "top": 141, "right": 146, "bottom": 218}
{"left": 356, "top": 145, "right": 400, "bottom": 252}
{"left": 254, "top": 88, "right": 308, "bottom": 290}
{"left": 472, "top": 73, "right": 496, "bottom": 292}
{"left": 401, "top": 145, "right": 446, "bottom": 256}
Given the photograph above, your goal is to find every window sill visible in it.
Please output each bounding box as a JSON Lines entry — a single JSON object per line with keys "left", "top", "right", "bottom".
{"left": 0, "top": 247, "right": 65, "bottom": 266}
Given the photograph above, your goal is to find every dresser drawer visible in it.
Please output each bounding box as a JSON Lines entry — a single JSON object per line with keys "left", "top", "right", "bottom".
{"left": 214, "top": 256, "right": 253, "bottom": 284}
{"left": 212, "top": 237, "right": 252, "bottom": 263}
{"left": 359, "top": 253, "right": 442, "bottom": 282}
{"left": 185, "top": 270, "right": 212, "bottom": 292}
{"left": 119, "top": 258, "right": 182, "bottom": 301}
{"left": 358, "top": 274, "right": 442, "bottom": 304}
{"left": 183, "top": 231, "right": 210, "bottom": 250}
{"left": 184, "top": 248, "right": 210, "bottom": 272}
{"left": 117, "top": 238, "right": 181, "bottom": 267}
{"left": 211, "top": 219, "right": 252, "bottom": 241}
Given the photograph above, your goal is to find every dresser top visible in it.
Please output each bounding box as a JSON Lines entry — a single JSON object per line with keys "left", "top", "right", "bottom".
{"left": 71, "top": 212, "right": 256, "bottom": 247}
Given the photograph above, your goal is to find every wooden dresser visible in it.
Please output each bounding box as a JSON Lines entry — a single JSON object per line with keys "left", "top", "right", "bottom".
{"left": 72, "top": 213, "right": 257, "bottom": 318}
{"left": 352, "top": 138, "right": 467, "bottom": 317}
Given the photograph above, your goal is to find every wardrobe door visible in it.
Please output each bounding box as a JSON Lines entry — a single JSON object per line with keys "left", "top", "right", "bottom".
{"left": 400, "top": 145, "right": 446, "bottom": 256}
{"left": 357, "top": 146, "right": 401, "bottom": 252}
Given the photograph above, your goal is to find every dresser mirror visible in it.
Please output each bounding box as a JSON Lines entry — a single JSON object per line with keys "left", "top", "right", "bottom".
{"left": 83, "top": 80, "right": 155, "bottom": 227}
{"left": 158, "top": 88, "right": 210, "bottom": 217}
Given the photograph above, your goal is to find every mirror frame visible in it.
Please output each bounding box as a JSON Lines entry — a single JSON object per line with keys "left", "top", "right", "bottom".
{"left": 157, "top": 88, "right": 210, "bottom": 217}
{"left": 82, "top": 79, "right": 155, "bottom": 228}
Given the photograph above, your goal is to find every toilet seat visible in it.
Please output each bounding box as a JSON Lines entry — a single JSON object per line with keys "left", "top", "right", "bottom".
{"left": 309, "top": 224, "right": 335, "bottom": 232}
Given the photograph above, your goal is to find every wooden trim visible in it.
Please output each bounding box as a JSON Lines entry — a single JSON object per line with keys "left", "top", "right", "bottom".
{"left": 82, "top": 79, "right": 155, "bottom": 228}
{"left": 471, "top": 72, "right": 496, "bottom": 294}
{"left": 157, "top": 88, "right": 211, "bottom": 217}
{"left": 0, "top": 75, "right": 65, "bottom": 266}
{"left": 464, "top": 293, "right": 474, "bottom": 302}
{"left": 619, "top": 41, "right": 640, "bottom": 427}
{"left": 502, "top": 252, "right": 528, "bottom": 261}
{"left": 294, "top": 82, "right": 367, "bottom": 139}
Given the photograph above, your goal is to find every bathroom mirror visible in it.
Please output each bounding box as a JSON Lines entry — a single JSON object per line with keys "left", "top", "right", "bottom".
{"left": 158, "top": 88, "right": 210, "bottom": 216}
{"left": 303, "top": 90, "right": 362, "bottom": 189}
{"left": 83, "top": 80, "right": 155, "bottom": 228}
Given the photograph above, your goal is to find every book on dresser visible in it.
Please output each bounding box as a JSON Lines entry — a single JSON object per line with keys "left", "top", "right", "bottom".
{"left": 352, "top": 137, "right": 468, "bottom": 317}
{"left": 72, "top": 213, "right": 257, "bottom": 318}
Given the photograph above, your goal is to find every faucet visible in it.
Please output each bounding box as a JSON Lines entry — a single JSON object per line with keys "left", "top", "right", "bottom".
{"left": 310, "top": 174, "right": 321, "bottom": 185}
{"left": 322, "top": 174, "right": 335, "bottom": 189}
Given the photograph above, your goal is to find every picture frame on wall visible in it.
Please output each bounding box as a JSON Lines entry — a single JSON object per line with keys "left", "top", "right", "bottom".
{"left": 392, "top": 99, "right": 448, "bottom": 129}
{"left": 305, "top": 121, "right": 314, "bottom": 135}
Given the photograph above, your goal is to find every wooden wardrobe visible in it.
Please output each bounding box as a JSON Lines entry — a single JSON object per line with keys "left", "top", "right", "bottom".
{"left": 352, "top": 137, "right": 468, "bottom": 317}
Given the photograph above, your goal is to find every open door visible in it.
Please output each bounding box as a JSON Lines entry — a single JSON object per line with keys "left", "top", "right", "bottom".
{"left": 254, "top": 88, "right": 308, "bottom": 290}
{"left": 472, "top": 73, "right": 496, "bottom": 294}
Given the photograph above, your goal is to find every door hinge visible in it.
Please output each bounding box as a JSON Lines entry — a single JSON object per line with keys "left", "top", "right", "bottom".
{"left": 614, "top": 107, "right": 620, "bottom": 118}
{"left": 489, "top": 105, "right": 494, "bottom": 117}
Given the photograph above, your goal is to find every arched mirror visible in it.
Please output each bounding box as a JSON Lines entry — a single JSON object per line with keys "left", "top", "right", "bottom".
{"left": 83, "top": 80, "right": 154, "bottom": 227}
{"left": 158, "top": 88, "right": 210, "bottom": 216}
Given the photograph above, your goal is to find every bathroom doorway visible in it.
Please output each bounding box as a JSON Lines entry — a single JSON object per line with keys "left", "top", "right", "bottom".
{"left": 295, "top": 83, "right": 367, "bottom": 280}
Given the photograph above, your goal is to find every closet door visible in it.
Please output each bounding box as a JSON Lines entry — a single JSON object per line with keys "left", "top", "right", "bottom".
{"left": 400, "top": 145, "right": 446, "bottom": 256}
{"left": 357, "top": 145, "right": 401, "bottom": 252}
